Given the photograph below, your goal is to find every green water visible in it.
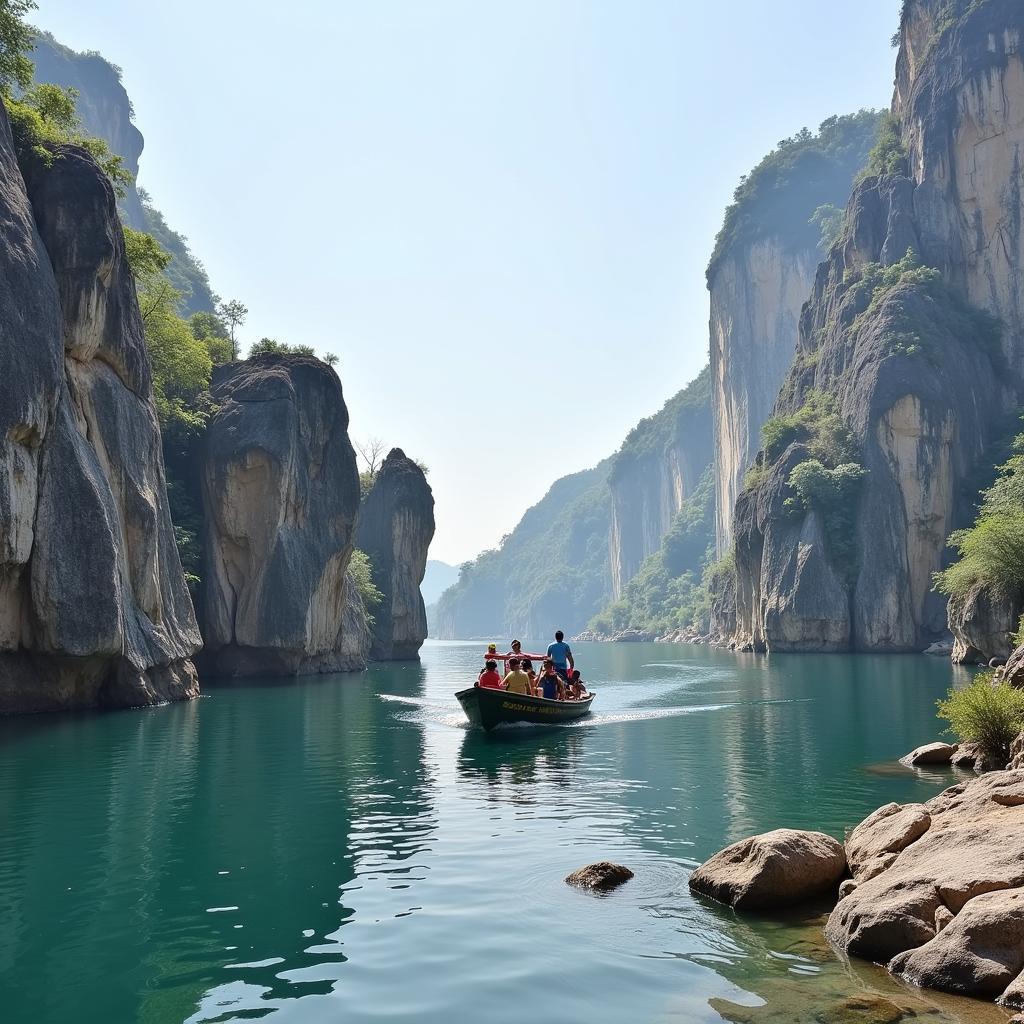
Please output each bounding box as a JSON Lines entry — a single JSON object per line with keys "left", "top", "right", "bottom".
{"left": 0, "top": 642, "right": 1011, "bottom": 1024}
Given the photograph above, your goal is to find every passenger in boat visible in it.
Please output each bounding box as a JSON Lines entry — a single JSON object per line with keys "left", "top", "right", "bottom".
{"left": 521, "top": 658, "right": 538, "bottom": 695}
{"left": 546, "top": 630, "right": 575, "bottom": 683}
{"left": 478, "top": 660, "right": 504, "bottom": 690}
{"left": 539, "top": 659, "right": 565, "bottom": 701}
{"left": 567, "top": 668, "right": 588, "bottom": 700}
{"left": 503, "top": 657, "right": 532, "bottom": 695}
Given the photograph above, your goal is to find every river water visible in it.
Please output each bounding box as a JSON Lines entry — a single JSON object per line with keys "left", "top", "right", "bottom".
{"left": 0, "top": 641, "right": 1012, "bottom": 1024}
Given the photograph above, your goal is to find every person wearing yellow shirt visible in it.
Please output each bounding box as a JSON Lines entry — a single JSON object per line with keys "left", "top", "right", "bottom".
{"left": 502, "top": 657, "right": 533, "bottom": 695}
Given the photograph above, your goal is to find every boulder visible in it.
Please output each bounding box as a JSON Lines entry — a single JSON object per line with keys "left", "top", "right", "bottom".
{"left": 199, "top": 355, "right": 365, "bottom": 676}
{"left": 827, "top": 772, "right": 1024, "bottom": 971}
{"left": 356, "top": 449, "right": 434, "bottom": 660}
{"left": 922, "top": 639, "right": 954, "bottom": 656}
{"left": 1005, "top": 643, "right": 1024, "bottom": 688}
{"left": 948, "top": 583, "right": 1022, "bottom": 665}
{"left": 845, "top": 802, "right": 931, "bottom": 882}
{"left": 0, "top": 105, "right": 201, "bottom": 713}
{"left": 900, "top": 742, "right": 957, "bottom": 767}
{"left": 689, "top": 829, "right": 846, "bottom": 910}
{"left": 565, "top": 862, "right": 634, "bottom": 892}
{"left": 889, "top": 888, "right": 1024, "bottom": 1001}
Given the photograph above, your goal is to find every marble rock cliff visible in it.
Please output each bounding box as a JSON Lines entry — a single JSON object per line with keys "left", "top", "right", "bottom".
{"left": 356, "top": 449, "right": 435, "bottom": 660}
{"left": 198, "top": 355, "right": 367, "bottom": 676}
{"left": 710, "top": 242, "right": 819, "bottom": 556}
{"left": 0, "top": 105, "right": 201, "bottom": 712}
{"left": 608, "top": 370, "right": 712, "bottom": 600}
{"left": 730, "top": 0, "right": 1024, "bottom": 653}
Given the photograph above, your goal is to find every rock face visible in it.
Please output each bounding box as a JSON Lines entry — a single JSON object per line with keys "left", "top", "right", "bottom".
{"left": 608, "top": 369, "right": 713, "bottom": 599}
{"left": 689, "top": 828, "right": 847, "bottom": 910}
{"left": 730, "top": 0, "right": 1024, "bottom": 652}
{"left": 707, "top": 114, "right": 881, "bottom": 556}
{"left": 356, "top": 449, "right": 434, "bottom": 660}
{"left": 948, "top": 583, "right": 1023, "bottom": 665}
{"left": 0, "top": 107, "right": 201, "bottom": 713}
{"left": 564, "top": 862, "right": 634, "bottom": 892}
{"left": 828, "top": 771, "right": 1024, "bottom": 1006}
{"left": 199, "top": 355, "right": 366, "bottom": 675}
{"left": 710, "top": 242, "right": 820, "bottom": 556}
{"left": 31, "top": 32, "right": 146, "bottom": 229}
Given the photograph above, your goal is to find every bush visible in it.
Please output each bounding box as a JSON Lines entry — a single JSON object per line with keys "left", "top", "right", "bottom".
{"left": 761, "top": 390, "right": 858, "bottom": 466}
{"left": 858, "top": 112, "right": 907, "bottom": 180}
{"left": 785, "top": 460, "right": 867, "bottom": 580}
{"left": 937, "top": 674, "right": 1024, "bottom": 765}
{"left": 935, "top": 432, "right": 1024, "bottom": 600}
{"left": 348, "top": 549, "right": 383, "bottom": 621}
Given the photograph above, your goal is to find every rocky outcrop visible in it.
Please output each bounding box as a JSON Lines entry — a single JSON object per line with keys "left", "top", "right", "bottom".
{"left": 356, "top": 449, "right": 434, "bottom": 660}
{"left": 199, "top": 355, "right": 366, "bottom": 676}
{"left": 608, "top": 370, "right": 712, "bottom": 599}
{"left": 710, "top": 243, "right": 820, "bottom": 555}
{"left": 564, "top": 862, "right": 634, "bottom": 892}
{"left": 708, "top": 113, "right": 882, "bottom": 556}
{"left": 0, "top": 105, "right": 201, "bottom": 713}
{"left": 731, "top": 1, "right": 1024, "bottom": 652}
{"left": 948, "top": 583, "right": 1023, "bottom": 664}
{"left": 32, "top": 32, "right": 145, "bottom": 228}
{"left": 689, "top": 828, "right": 847, "bottom": 910}
{"left": 827, "top": 771, "right": 1024, "bottom": 1007}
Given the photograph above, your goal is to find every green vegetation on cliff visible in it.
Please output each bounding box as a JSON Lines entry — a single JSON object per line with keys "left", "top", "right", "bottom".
{"left": 707, "top": 110, "right": 882, "bottom": 279}
{"left": 434, "top": 461, "right": 612, "bottom": 638}
{"left": 609, "top": 367, "right": 710, "bottom": 484}
{"left": 936, "top": 431, "right": 1024, "bottom": 602}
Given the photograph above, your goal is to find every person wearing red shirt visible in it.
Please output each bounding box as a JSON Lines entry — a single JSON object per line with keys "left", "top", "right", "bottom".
{"left": 477, "top": 660, "right": 504, "bottom": 690}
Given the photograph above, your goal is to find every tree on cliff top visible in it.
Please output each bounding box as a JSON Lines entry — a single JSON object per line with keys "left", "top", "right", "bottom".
{"left": 0, "top": 0, "right": 35, "bottom": 95}
{"left": 707, "top": 110, "right": 882, "bottom": 280}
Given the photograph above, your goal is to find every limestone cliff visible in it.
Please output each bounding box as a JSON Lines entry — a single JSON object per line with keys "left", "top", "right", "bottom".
{"left": 0, "top": 104, "right": 201, "bottom": 712}
{"left": 608, "top": 369, "right": 713, "bottom": 599}
{"left": 356, "top": 449, "right": 435, "bottom": 660}
{"left": 198, "top": 355, "right": 366, "bottom": 675}
{"left": 729, "top": 0, "right": 1024, "bottom": 653}
{"left": 30, "top": 32, "right": 216, "bottom": 314}
{"left": 708, "top": 113, "right": 882, "bottom": 555}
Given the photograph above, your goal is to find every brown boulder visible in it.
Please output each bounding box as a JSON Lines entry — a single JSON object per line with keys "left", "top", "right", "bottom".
{"left": 689, "top": 829, "right": 846, "bottom": 910}
{"left": 564, "top": 861, "right": 633, "bottom": 891}
{"left": 900, "top": 742, "right": 957, "bottom": 767}
{"left": 827, "top": 773, "right": 1024, "bottom": 967}
{"left": 889, "top": 888, "right": 1024, "bottom": 1001}
{"left": 845, "top": 802, "right": 931, "bottom": 882}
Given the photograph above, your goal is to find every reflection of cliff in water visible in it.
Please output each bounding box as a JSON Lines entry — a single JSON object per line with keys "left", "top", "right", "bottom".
{"left": 0, "top": 665, "right": 439, "bottom": 1024}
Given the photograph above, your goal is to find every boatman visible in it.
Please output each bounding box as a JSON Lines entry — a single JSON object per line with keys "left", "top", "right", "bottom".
{"left": 546, "top": 630, "right": 574, "bottom": 684}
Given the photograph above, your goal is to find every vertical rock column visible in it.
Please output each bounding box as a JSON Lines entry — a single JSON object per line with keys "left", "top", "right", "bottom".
{"left": 356, "top": 449, "right": 435, "bottom": 660}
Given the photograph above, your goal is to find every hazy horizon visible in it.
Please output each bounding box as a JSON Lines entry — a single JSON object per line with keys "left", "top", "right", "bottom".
{"left": 33, "top": 0, "right": 901, "bottom": 564}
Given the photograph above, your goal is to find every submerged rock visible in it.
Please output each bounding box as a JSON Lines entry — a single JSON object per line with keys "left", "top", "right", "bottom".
{"left": 356, "top": 449, "right": 434, "bottom": 661}
{"left": 564, "top": 862, "right": 634, "bottom": 891}
{"left": 689, "top": 829, "right": 846, "bottom": 910}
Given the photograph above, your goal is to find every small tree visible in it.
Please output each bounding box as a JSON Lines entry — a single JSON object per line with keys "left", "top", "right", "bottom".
{"left": 355, "top": 436, "right": 387, "bottom": 477}
{"left": 323, "top": 352, "right": 339, "bottom": 366}
{"left": 217, "top": 298, "right": 248, "bottom": 359}
{"left": 0, "top": 0, "right": 37, "bottom": 97}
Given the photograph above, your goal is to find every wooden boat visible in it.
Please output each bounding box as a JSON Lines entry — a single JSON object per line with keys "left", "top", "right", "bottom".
{"left": 455, "top": 685, "right": 595, "bottom": 731}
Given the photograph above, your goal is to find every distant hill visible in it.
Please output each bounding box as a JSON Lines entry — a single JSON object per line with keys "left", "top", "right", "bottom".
{"left": 421, "top": 560, "right": 459, "bottom": 605}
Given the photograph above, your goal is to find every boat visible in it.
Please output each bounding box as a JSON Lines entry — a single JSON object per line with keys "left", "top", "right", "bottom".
{"left": 455, "top": 685, "right": 596, "bottom": 731}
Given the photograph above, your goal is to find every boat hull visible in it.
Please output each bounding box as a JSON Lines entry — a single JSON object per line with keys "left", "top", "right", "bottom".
{"left": 455, "top": 685, "right": 595, "bottom": 731}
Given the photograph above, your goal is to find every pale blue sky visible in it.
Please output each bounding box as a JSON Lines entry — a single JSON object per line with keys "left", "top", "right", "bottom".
{"left": 33, "top": 0, "right": 901, "bottom": 564}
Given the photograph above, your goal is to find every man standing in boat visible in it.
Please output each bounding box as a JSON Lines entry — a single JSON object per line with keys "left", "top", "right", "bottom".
{"left": 546, "top": 631, "right": 574, "bottom": 684}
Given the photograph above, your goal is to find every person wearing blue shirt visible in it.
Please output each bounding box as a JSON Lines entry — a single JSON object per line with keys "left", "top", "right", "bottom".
{"left": 546, "top": 630, "right": 574, "bottom": 683}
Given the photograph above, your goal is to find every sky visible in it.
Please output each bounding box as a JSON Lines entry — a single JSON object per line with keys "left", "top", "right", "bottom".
{"left": 33, "top": 0, "right": 901, "bottom": 565}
